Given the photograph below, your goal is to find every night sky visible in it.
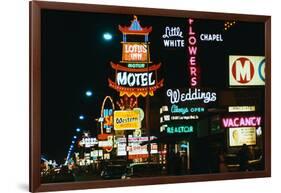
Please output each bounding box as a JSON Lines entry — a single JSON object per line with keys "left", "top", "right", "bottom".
{"left": 41, "top": 10, "right": 265, "bottom": 164}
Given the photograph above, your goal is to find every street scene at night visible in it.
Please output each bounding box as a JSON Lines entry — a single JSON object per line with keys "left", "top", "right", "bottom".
{"left": 40, "top": 10, "right": 266, "bottom": 183}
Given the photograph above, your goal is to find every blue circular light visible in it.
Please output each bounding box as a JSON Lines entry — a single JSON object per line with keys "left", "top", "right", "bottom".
{"left": 76, "top": 128, "right": 81, "bottom": 132}
{"left": 79, "top": 115, "right": 85, "bottom": 120}
{"left": 73, "top": 136, "right": 77, "bottom": 139}
{"left": 85, "top": 90, "right": 93, "bottom": 97}
{"left": 72, "top": 141, "right": 75, "bottom": 144}
{"left": 103, "top": 32, "right": 112, "bottom": 40}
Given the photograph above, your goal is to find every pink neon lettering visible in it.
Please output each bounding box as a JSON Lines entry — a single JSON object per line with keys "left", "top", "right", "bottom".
{"left": 188, "top": 46, "right": 197, "bottom": 55}
{"left": 222, "top": 116, "right": 262, "bottom": 127}
{"left": 188, "top": 36, "right": 197, "bottom": 45}
{"left": 187, "top": 18, "right": 199, "bottom": 87}
{"left": 190, "top": 67, "right": 197, "bottom": 76}
{"left": 189, "top": 26, "right": 195, "bottom": 35}
{"left": 191, "top": 77, "right": 197, "bottom": 86}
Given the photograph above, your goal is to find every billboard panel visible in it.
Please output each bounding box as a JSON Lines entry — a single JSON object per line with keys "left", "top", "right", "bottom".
{"left": 114, "top": 110, "right": 141, "bottom": 130}
{"left": 229, "top": 55, "right": 265, "bottom": 86}
{"left": 229, "top": 127, "right": 256, "bottom": 146}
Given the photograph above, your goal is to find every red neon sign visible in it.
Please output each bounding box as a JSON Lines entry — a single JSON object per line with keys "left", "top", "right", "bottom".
{"left": 222, "top": 116, "right": 261, "bottom": 128}
{"left": 187, "top": 18, "right": 199, "bottom": 87}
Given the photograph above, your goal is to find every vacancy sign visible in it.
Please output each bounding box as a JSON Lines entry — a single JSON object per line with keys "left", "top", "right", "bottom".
{"left": 229, "top": 55, "right": 265, "bottom": 86}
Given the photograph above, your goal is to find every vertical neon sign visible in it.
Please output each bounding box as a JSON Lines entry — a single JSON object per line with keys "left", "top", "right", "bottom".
{"left": 188, "top": 19, "right": 199, "bottom": 87}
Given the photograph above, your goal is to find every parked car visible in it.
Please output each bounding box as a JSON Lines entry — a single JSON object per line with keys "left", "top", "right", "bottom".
{"left": 125, "top": 162, "right": 164, "bottom": 178}
{"left": 100, "top": 164, "right": 128, "bottom": 179}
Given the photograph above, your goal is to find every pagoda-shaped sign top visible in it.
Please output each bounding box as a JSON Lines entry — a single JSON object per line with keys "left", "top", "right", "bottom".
{"left": 119, "top": 15, "right": 152, "bottom": 35}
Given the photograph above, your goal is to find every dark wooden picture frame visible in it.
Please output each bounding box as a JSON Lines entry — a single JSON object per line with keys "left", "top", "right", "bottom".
{"left": 30, "top": 1, "right": 271, "bottom": 192}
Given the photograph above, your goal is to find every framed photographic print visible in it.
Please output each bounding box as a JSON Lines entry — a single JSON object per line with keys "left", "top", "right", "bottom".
{"left": 30, "top": 1, "right": 271, "bottom": 192}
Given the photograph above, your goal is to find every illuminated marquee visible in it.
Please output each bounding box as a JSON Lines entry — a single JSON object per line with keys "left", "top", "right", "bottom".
{"left": 114, "top": 110, "right": 141, "bottom": 130}
{"left": 222, "top": 116, "right": 261, "bottom": 128}
{"left": 79, "top": 138, "right": 98, "bottom": 148}
{"left": 100, "top": 96, "right": 115, "bottom": 134}
{"left": 98, "top": 140, "right": 113, "bottom": 148}
{"left": 229, "top": 55, "right": 265, "bottom": 86}
{"left": 228, "top": 106, "right": 256, "bottom": 112}
{"left": 122, "top": 42, "right": 149, "bottom": 62}
{"left": 103, "top": 109, "right": 113, "bottom": 130}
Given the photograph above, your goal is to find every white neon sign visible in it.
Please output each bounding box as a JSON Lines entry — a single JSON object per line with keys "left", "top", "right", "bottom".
{"left": 166, "top": 88, "right": 217, "bottom": 104}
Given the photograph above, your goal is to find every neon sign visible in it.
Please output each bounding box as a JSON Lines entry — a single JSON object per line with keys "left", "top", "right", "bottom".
{"left": 116, "top": 71, "right": 155, "bottom": 87}
{"left": 188, "top": 18, "right": 199, "bottom": 87}
{"left": 222, "top": 116, "right": 261, "bottom": 128}
{"left": 171, "top": 104, "right": 205, "bottom": 115}
{"left": 166, "top": 88, "right": 217, "bottom": 104}
{"left": 162, "top": 26, "right": 185, "bottom": 48}
{"left": 103, "top": 109, "right": 113, "bottom": 129}
{"left": 100, "top": 96, "right": 115, "bottom": 134}
{"left": 166, "top": 125, "right": 194, "bottom": 134}
{"left": 108, "top": 16, "right": 164, "bottom": 97}
{"left": 127, "top": 63, "right": 145, "bottom": 68}
{"left": 122, "top": 42, "right": 148, "bottom": 62}
{"left": 199, "top": 34, "right": 223, "bottom": 42}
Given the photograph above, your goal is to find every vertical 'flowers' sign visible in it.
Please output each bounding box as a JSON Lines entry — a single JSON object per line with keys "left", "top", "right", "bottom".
{"left": 187, "top": 19, "right": 200, "bottom": 87}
